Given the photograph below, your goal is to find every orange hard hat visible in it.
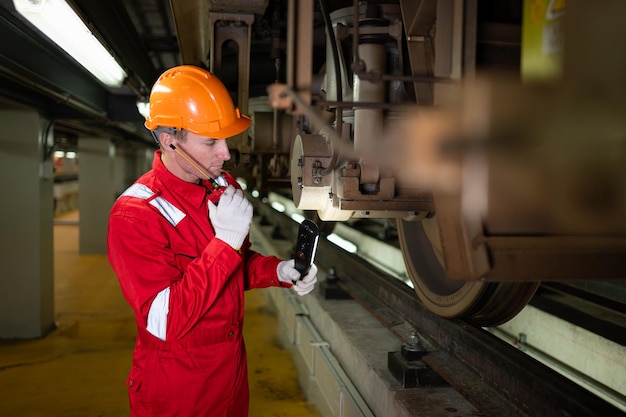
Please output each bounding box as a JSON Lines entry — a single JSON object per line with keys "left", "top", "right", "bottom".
{"left": 144, "top": 65, "right": 250, "bottom": 139}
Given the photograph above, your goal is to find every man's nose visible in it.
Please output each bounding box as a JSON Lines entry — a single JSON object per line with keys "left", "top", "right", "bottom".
{"left": 216, "top": 140, "right": 231, "bottom": 161}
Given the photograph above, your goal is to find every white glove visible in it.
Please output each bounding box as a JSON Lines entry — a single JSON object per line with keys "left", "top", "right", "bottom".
{"left": 277, "top": 259, "right": 318, "bottom": 296}
{"left": 208, "top": 185, "right": 252, "bottom": 250}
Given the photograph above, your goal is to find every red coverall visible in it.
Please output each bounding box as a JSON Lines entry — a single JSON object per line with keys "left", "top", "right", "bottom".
{"left": 107, "top": 150, "right": 286, "bottom": 417}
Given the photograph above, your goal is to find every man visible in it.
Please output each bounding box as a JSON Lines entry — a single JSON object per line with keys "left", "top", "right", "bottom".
{"left": 107, "top": 65, "right": 317, "bottom": 417}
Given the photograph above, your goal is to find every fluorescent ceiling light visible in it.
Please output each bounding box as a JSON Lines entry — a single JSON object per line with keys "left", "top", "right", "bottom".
{"left": 136, "top": 101, "right": 150, "bottom": 118}
{"left": 271, "top": 201, "right": 286, "bottom": 213}
{"left": 290, "top": 213, "right": 305, "bottom": 224}
{"left": 327, "top": 233, "right": 357, "bottom": 254}
{"left": 13, "top": 0, "right": 126, "bottom": 87}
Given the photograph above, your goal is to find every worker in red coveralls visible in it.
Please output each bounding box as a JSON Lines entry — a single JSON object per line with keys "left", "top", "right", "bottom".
{"left": 107, "top": 65, "right": 318, "bottom": 417}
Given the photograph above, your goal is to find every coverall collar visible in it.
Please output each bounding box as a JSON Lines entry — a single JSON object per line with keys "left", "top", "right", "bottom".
{"left": 153, "top": 149, "right": 215, "bottom": 209}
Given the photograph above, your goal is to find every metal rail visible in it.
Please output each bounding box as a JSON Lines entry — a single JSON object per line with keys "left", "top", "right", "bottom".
{"left": 253, "top": 198, "right": 624, "bottom": 417}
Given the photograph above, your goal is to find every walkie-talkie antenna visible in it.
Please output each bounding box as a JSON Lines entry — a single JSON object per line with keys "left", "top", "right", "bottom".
{"left": 169, "top": 144, "right": 211, "bottom": 180}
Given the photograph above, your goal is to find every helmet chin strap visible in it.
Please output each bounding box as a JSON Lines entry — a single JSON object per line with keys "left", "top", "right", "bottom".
{"left": 151, "top": 127, "right": 178, "bottom": 144}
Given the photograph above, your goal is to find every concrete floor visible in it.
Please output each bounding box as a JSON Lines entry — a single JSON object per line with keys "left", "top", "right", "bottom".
{"left": 0, "top": 210, "right": 321, "bottom": 417}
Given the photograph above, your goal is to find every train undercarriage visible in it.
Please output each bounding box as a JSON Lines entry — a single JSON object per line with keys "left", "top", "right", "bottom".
{"left": 194, "top": 0, "right": 626, "bottom": 326}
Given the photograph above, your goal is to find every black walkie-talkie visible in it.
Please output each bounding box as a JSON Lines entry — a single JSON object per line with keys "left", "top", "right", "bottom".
{"left": 293, "top": 219, "right": 319, "bottom": 281}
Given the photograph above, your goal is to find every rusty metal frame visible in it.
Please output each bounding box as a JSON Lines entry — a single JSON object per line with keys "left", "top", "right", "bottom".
{"left": 208, "top": 12, "right": 254, "bottom": 149}
{"left": 286, "top": 0, "right": 314, "bottom": 113}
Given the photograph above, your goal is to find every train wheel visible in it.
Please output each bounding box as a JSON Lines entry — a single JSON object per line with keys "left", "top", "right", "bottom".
{"left": 397, "top": 216, "right": 539, "bottom": 327}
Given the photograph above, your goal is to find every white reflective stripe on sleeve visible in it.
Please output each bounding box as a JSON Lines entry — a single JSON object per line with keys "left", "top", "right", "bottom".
{"left": 149, "top": 196, "right": 185, "bottom": 226}
{"left": 119, "top": 183, "right": 185, "bottom": 227}
{"left": 147, "top": 287, "right": 170, "bottom": 341}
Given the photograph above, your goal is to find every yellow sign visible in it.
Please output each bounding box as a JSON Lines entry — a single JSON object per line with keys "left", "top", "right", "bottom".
{"left": 522, "top": 0, "right": 566, "bottom": 82}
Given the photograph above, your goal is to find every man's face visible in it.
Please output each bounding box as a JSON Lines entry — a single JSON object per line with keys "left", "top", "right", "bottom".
{"left": 171, "top": 131, "right": 231, "bottom": 182}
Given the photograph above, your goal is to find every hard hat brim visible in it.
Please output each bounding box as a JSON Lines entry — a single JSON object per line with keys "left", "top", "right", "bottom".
{"left": 145, "top": 113, "right": 251, "bottom": 140}
{"left": 200, "top": 113, "right": 251, "bottom": 140}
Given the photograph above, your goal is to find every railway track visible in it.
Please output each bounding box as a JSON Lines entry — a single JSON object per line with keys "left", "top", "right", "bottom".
{"left": 252, "top": 195, "right": 625, "bottom": 417}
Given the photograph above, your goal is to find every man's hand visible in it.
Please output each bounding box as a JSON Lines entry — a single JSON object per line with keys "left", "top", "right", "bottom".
{"left": 277, "top": 260, "right": 318, "bottom": 296}
{"left": 208, "top": 185, "right": 252, "bottom": 250}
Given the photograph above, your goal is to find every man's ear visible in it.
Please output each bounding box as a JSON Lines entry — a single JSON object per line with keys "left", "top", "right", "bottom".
{"left": 159, "top": 131, "right": 174, "bottom": 149}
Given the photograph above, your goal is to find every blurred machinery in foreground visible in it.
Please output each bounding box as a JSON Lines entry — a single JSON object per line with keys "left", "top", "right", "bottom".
{"left": 253, "top": 0, "right": 625, "bottom": 326}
